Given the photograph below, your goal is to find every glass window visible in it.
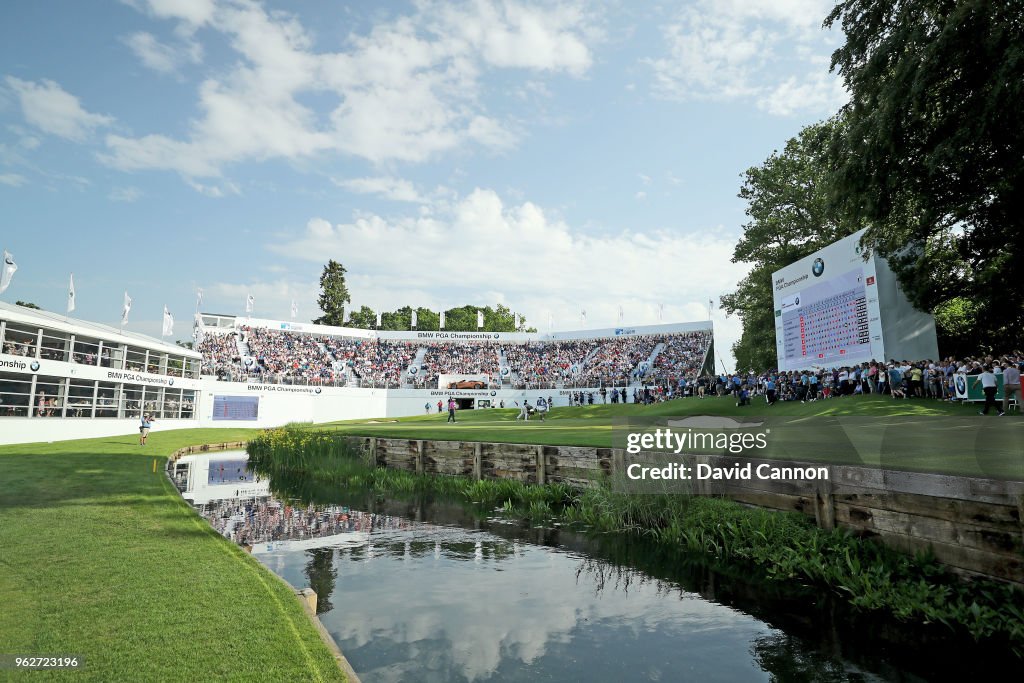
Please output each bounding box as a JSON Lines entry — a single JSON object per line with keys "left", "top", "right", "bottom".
{"left": 99, "top": 342, "right": 120, "bottom": 368}
{"left": 2, "top": 323, "right": 38, "bottom": 357}
{"left": 96, "top": 381, "right": 119, "bottom": 418}
{"left": 71, "top": 337, "right": 101, "bottom": 366}
{"left": 147, "top": 351, "right": 165, "bottom": 375}
{"left": 122, "top": 384, "right": 144, "bottom": 418}
{"left": 33, "top": 375, "right": 66, "bottom": 417}
{"left": 184, "top": 357, "right": 201, "bottom": 379}
{"left": 125, "top": 346, "right": 147, "bottom": 372}
{"left": 181, "top": 389, "right": 197, "bottom": 419}
{"left": 0, "top": 371, "right": 32, "bottom": 417}
{"left": 167, "top": 355, "right": 184, "bottom": 378}
{"left": 39, "top": 330, "right": 70, "bottom": 362}
{"left": 162, "top": 388, "right": 182, "bottom": 418}
{"left": 66, "top": 379, "right": 96, "bottom": 417}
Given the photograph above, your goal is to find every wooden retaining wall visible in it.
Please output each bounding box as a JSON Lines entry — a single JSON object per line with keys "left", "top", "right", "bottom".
{"left": 351, "top": 436, "right": 1024, "bottom": 585}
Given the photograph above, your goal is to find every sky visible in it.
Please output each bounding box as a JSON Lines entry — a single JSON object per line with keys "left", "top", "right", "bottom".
{"left": 0, "top": 0, "right": 847, "bottom": 371}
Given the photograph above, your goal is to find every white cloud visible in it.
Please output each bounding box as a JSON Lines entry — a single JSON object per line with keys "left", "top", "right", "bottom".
{"left": 334, "top": 176, "right": 427, "bottom": 203}
{"left": 109, "top": 186, "right": 143, "bottom": 202}
{"left": 5, "top": 76, "right": 114, "bottom": 141}
{"left": 123, "top": 31, "right": 202, "bottom": 74}
{"left": 105, "top": 0, "right": 599, "bottom": 181}
{"left": 0, "top": 172, "right": 27, "bottom": 187}
{"left": 264, "top": 188, "right": 747, "bottom": 368}
{"left": 634, "top": 190, "right": 646, "bottom": 200}
{"left": 645, "top": 0, "right": 847, "bottom": 117}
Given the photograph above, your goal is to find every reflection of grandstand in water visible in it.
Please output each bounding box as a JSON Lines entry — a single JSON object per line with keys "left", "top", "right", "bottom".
{"left": 171, "top": 451, "right": 270, "bottom": 504}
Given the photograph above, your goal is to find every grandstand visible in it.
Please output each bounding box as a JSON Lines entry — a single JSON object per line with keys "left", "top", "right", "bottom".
{"left": 0, "top": 303, "right": 714, "bottom": 444}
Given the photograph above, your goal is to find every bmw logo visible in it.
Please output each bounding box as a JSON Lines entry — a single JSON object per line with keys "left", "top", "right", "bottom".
{"left": 812, "top": 258, "right": 825, "bottom": 277}
{"left": 493, "top": 333, "right": 499, "bottom": 339}
{"left": 490, "top": 391, "right": 497, "bottom": 396}
{"left": 794, "top": 297, "right": 800, "bottom": 305}
{"left": 168, "top": 379, "right": 174, "bottom": 386}
{"left": 408, "top": 366, "right": 418, "bottom": 375}
{"left": 315, "top": 387, "right": 322, "bottom": 395}
{"left": 955, "top": 376, "right": 966, "bottom": 395}
{"left": 30, "top": 361, "right": 40, "bottom": 371}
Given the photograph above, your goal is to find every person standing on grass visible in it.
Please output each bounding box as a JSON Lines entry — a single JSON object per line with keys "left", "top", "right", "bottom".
{"left": 765, "top": 376, "right": 777, "bottom": 405}
{"left": 424, "top": 402, "right": 431, "bottom": 414}
{"left": 139, "top": 413, "right": 155, "bottom": 445}
{"left": 1002, "top": 361, "right": 1021, "bottom": 414}
{"left": 447, "top": 397, "right": 458, "bottom": 423}
{"left": 972, "top": 365, "right": 1003, "bottom": 416}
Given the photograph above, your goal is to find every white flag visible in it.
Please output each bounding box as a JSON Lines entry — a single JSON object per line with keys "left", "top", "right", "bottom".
{"left": 162, "top": 306, "right": 174, "bottom": 337}
{"left": 618, "top": 305, "right": 624, "bottom": 323}
{"left": 658, "top": 303, "right": 664, "bottom": 322}
{"left": 411, "top": 309, "right": 418, "bottom": 328}
{"left": 193, "top": 314, "right": 205, "bottom": 345}
{"left": 344, "top": 306, "right": 351, "bottom": 324}
{"left": 476, "top": 310, "right": 484, "bottom": 328}
{"left": 375, "top": 312, "right": 382, "bottom": 328}
{"left": 245, "top": 293, "right": 254, "bottom": 313}
{"left": 548, "top": 312, "right": 553, "bottom": 330}
{"left": 0, "top": 250, "right": 16, "bottom": 294}
{"left": 290, "top": 299, "right": 298, "bottom": 319}
{"left": 196, "top": 288, "right": 204, "bottom": 311}
{"left": 440, "top": 310, "right": 446, "bottom": 329}
{"left": 67, "top": 274, "right": 76, "bottom": 313}
{"left": 514, "top": 313, "right": 520, "bottom": 329}
{"left": 581, "top": 309, "right": 586, "bottom": 325}
{"left": 122, "top": 292, "right": 132, "bottom": 325}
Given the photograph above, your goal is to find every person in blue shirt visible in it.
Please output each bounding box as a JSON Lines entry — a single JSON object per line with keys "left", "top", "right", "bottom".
{"left": 139, "top": 414, "right": 155, "bottom": 446}
{"left": 765, "top": 377, "right": 777, "bottom": 405}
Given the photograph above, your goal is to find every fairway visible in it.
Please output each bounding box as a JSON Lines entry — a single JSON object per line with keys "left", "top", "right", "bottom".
{"left": 320, "top": 396, "right": 1024, "bottom": 479}
{"left": 0, "top": 429, "right": 347, "bottom": 683}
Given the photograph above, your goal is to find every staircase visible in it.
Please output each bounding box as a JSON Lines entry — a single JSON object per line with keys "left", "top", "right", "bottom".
{"left": 636, "top": 342, "right": 666, "bottom": 382}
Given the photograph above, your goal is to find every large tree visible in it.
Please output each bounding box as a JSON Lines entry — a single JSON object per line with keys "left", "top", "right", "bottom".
{"left": 721, "top": 119, "right": 863, "bottom": 371}
{"left": 825, "top": 0, "right": 1024, "bottom": 350}
{"left": 313, "top": 260, "right": 351, "bottom": 326}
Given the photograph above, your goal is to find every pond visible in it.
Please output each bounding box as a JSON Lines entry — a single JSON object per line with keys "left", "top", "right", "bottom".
{"left": 177, "top": 452, "right": 1017, "bottom": 682}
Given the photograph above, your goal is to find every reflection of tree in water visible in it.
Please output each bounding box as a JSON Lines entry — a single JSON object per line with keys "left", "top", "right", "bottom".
{"left": 750, "top": 634, "right": 856, "bottom": 683}
{"left": 304, "top": 548, "right": 336, "bottom": 614}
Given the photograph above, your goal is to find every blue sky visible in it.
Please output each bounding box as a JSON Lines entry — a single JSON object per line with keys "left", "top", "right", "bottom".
{"left": 0, "top": 0, "right": 846, "bottom": 369}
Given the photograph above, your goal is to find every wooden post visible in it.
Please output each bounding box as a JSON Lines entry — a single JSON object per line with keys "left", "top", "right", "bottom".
{"left": 473, "top": 442, "right": 482, "bottom": 481}
{"left": 416, "top": 440, "right": 425, "bottom": 475}
{"left": 536, "top": 445, "right": 546, "bottom": 485}
{"left": 369, "top": 437, "right": 378, "bottom": 466}
{"left": 814, "top": 476, "right": 836, "bottom": 530}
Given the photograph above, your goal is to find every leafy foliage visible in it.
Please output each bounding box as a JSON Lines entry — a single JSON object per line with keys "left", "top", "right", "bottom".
{"left": 825, "top": 0, "right": 1024, "bottom": 350}
{"left": 313, "top": 259, "right": 351, "bottom": 326}
{"left": 721, "top": 119, "right": 863, "bottom": 370}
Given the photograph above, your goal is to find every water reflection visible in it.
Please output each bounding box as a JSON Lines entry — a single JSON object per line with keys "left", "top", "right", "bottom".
{"left": 184, "top": 453, "right": 1018, "bottom": 682}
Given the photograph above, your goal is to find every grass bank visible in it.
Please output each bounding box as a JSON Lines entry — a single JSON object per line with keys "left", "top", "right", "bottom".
{"left": 0, "top": 429, "right": 347, "bottom": 683}
{"left": 249, "top": 426, "right": 1024, "bottom": 656}
{"left": 314, "top": 395, "right": 1024, "bottom": 479}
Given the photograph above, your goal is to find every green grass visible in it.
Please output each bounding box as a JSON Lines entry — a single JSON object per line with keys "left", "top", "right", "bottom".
{"left": 315, "top": 395, "right": 1024, "bottom": 479}
{"left": 0, "top": 429, "right": 347, "bottom": 683}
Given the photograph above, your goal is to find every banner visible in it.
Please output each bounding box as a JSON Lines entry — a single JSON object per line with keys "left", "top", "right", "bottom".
{"left": 290, "top": 300, "right": 298, "bottom": 319}
{"left": 476, "top": 311, "right": 483, "bottom": 328}
{"left": 0, "top": 250, "right": 16, "bottom": 294}
{"left": 67, "top": 274, "right": 76, "bottom": 313}
{"left": 196, "top": 288, "right": 203, "bottom": 311}
{"left": 376, "top": 312, "right": 382, "bottom": 328}
{"left": 162, "top": 306, "right": 174, "bottom": 337}
{"left": 121, "top": 292, "right": 132, "bottom": 325}
{"left": 440, "top": 311, "right": 446, "bottom": 329}
{"left": 245, "top": 293, "right": 254, "bottom": 314}
{"left": 954, "top": 372, "right": 1004, "bottom": 401}
{"left": 411, "top": 309, "right": 418, "bottom": 328}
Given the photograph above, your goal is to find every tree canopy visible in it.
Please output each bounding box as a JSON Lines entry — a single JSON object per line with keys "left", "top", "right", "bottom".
{"left": 721, "top": 119, "right": 862, "bottom": 371}
{"left": 824, "top": 0, "right": 1023, "bottom": 350}
{"left": 313, "top": 260, "right": 351, "bottom": 326}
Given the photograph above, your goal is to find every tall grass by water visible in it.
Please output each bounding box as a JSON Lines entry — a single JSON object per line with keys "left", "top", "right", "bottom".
{"left": 248, "top": 425, "right": 1024, "bottom": 656}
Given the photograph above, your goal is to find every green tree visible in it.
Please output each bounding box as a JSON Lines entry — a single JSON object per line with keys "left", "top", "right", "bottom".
{"left": 15, "top": 300, "right": 40, "bottom": 310}
{"left": 825, "top": 0, "right": 1024, "bottom": 349}
{"left": 721, "top": 119, "right": 862, "bottom": 371}
{"left": 347, "top": 305, "right": 377, "bottom": 329}
{"left": 312, "top": 260, "right": 351, "bottom": 326}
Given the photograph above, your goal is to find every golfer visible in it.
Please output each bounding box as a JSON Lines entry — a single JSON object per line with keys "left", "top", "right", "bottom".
{"left": 139, "top": 413, "right": 155, "bottom": 445}
{"left": 516, "top": 400, "right": 530, "bottom": 421}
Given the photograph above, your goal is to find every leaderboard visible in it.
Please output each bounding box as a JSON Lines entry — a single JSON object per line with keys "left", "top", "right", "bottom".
{"left": 781, "top": 269, "right": 871, "bottom": 367}
{"left": 211, "top": 395, "right": 260, "bottom": 421}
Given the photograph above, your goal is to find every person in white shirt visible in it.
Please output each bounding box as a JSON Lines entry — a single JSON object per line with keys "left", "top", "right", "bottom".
{"left": 1002, "top": 362, "right": 1021, "bottom": 414}
{"left": 971, "top": 365, "right": 1003, "bottom": 416}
